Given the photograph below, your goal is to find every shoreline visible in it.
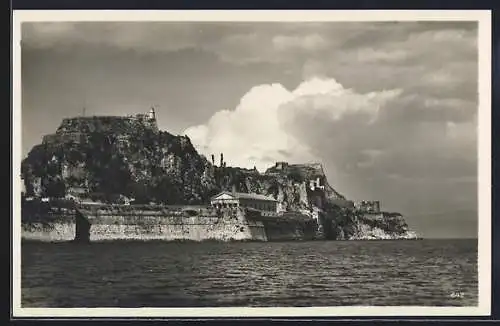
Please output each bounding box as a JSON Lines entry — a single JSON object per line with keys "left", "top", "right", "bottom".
{"left": 20, "top": 237, "right": 424, "bottom": 244}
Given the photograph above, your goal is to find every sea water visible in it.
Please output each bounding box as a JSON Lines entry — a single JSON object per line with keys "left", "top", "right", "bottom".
{"left": 21, "top": 239, "right": 477, "bottom": 307}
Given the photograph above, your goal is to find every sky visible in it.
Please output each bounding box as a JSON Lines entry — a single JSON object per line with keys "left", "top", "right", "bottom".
{"left": 20, "top": 21, "right": 479, "bottom": 238}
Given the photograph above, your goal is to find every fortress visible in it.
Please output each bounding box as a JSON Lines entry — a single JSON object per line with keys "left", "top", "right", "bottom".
{"left": 42, "top": 108, "right": 158, "bottom": 145}
{"left": 22, "top": 110, "right": 419, "bottom": 242}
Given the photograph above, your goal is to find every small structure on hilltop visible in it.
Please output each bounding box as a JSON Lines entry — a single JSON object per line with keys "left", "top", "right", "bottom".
{"left": 210, "top": 190, "right": 278, "bottom": 213}
{"left": 66, "top": 186, "right": 87, "bottom": 197}
{"left": 134, "top": 107, "right": 158, "bottom": 131}
{"left": 355, "top": 200, "right": 381, "bottom": 213}
{"left": 309, "top": 176, "right": 325, "bottom": 191}
{"left": 148, "top": 107, "right": 156, "bottom": 120}
{"left": 274, "top": 162, "right": 289, "bottom": 171}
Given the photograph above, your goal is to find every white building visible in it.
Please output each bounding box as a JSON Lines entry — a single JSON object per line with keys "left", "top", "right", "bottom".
{"left": 309, "top": 177, "right": 325, "bottom": 191}
{"left": 210, "top": 191, "right": 278, "bottom": 213}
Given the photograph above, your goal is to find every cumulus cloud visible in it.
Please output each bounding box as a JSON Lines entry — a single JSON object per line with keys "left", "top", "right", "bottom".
{"left": 184, "top": 82, "right": 312, "bottom": 170}
{"left": 184, "top": 77, "right": 403, "bottom": 171}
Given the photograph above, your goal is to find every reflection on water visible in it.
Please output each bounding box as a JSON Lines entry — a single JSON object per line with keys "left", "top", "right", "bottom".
{"left": 21, "top": 239, "right": 477, "bottom": 307}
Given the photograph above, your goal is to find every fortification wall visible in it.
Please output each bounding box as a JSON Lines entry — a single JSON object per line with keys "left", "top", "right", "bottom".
{"left": 86, "top": 218, "right": 266, "bottom": 242}
{"left": 251, "top": 211, "right": 319, "bottom": 241}
{"left": 56, "top": 116, "right": 158, "bottom": 135}
{"left": 22, "top": 220, "right": 76, "bottom": 242}
{"left": 262, "top": 219, "right": 317, "bottom": 241}
{"left": 21, "top": 204, "right": 269, "bottom": 242}
{"left": 21, "top": 201, "right": 75, "bottom": 241}
{"left": 80, "top": 207, "right": 267, "bottom": 241}
{"left": 39, "top": 116, "right": 159, "bottom": 148}
{"left": 20, "top": 200, "right": 415, "bottom": 242}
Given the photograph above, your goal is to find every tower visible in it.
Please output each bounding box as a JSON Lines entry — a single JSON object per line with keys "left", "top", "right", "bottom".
{"left": 149, "top": 107, "right": 156, "bottom": 120}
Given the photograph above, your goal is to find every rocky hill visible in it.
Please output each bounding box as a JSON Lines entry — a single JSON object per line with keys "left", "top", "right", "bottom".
{"left": 21, "top": 114, "right": 418, "bottom": 240}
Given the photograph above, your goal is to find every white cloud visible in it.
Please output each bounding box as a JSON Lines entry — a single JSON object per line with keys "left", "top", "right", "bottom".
{"left": 183, "top": 77, "right": 402, "bottom": 171}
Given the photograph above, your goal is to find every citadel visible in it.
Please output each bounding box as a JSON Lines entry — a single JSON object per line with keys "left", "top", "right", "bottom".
{"left": 21, "top": 108, "right": 417, "bottom": 242}
{"left": 28, "top": 108, "right": 382, "bottom": 214}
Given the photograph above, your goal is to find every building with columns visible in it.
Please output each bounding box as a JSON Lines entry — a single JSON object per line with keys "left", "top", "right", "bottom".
{"left": 210, "top": 191, "right": 278, "bottom": 213}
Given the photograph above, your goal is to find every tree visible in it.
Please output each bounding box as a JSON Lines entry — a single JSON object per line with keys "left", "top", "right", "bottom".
{"left": 153, "top": 176, "right": 183, "bottom": 204}
{"left": 127, "top": 181, "right": 150, "bottom": 204}
{"left": 43, "top": 177, "right": 66, "bottom": 198}
{"left": 288, "top": 170, "right": 304, "bottom": 183}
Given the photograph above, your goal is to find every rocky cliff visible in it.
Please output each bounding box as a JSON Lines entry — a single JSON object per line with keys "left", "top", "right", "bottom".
{"left": 21, "top": 114, "right": 418, "bottom": 240}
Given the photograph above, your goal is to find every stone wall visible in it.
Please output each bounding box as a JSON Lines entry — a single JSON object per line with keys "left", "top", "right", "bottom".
{"left": 253, "top": 211, "right": 319, "bottom": 241}
{"left": 20, "top": 200, "right": 416, "bottom": 242}
{"left": 22, "top": 220, "right": 76, "bottom": 242}
{"left": 21, "top": 204, "right": 270, "bottom": 242}
{"left": 261, "top": 219, "right": 316, "bottom": 241}
{"left": 56, "top": 115, "right": 158, "bottom": 134}
{"left": 81, "top": 207, "right": 267, "bottom": 242}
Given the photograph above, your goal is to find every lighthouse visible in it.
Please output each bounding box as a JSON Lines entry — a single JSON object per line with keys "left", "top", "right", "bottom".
{"left": 148, "top": 107, "right": 156, "bottom": 120}
{"left": 146, "top": 106, "right": 159, "bottom": 132}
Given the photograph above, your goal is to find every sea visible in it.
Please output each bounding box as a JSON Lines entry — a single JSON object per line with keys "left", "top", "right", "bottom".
{"left": 21, "top": 239, "right": 478, "bottom": 307}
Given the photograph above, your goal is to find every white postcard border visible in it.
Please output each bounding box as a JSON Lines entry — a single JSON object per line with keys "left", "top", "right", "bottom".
{"left": 11, "top": 9, "right": 492, "bottom": 318}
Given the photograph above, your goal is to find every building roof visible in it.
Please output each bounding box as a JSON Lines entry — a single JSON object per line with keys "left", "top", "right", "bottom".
{"left": 211, "top": 191, "right": 277, "bottom": 202}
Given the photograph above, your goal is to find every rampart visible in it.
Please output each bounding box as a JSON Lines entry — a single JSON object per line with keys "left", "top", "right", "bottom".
{"left": 21, "top": 201, "right": 318, "bottom": 242}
